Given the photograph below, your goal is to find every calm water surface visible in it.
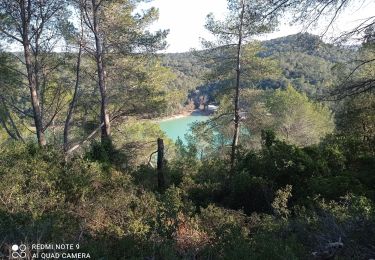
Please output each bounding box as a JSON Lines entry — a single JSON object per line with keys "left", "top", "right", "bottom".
{"left": 159, "top": 115, "right": 209, "bottom": 143}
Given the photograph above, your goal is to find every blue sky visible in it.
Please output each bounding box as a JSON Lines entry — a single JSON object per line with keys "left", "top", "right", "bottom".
{"left": 140, "top": 0, "right": 375, "bottom": 53}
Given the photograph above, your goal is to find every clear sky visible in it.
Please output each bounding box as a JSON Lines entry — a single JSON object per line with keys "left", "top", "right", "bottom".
{"left": 139, "top": 0, "right": 375, "bottom": 53}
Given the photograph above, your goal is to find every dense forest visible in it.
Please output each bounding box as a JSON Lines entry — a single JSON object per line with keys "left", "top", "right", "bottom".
{"left": 0, "top": 0, "right": 374, "bottom": 259}
{"left": 162, "top": 33, "right": 357, "bottom": 109}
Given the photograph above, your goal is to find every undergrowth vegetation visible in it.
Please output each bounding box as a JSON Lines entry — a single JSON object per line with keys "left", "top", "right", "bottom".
{"left": 0, "top": 132, "right": 374, "bottom": 259}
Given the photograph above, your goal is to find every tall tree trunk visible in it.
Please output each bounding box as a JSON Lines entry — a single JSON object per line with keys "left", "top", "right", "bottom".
{"left": 157, "top": 138, "right": 165, "bottom": 191}
{"left": 21, "top": 0, "right": 46, "bottom": 146}
{"left": 24, "top": 44, "right": 46, "bottom": 146}
{"left": 91, "top": 0, "right": 111, "bottom": 142}
{"left": 230, "top": 0, "right": 245, "bottom": 170}
{"left": 64, "top": 13, "right": 84, "bottom": 152}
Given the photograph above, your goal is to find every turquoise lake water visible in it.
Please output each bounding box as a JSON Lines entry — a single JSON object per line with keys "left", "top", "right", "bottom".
{"left": 159, "top": 115, "right": 209, "bottom": 143}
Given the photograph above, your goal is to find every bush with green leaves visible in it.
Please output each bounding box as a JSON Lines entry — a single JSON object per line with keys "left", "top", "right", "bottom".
{"left": 0, "top": 125, "right": 374, "bottom": 259}
{"left": 0, "top": 142, "right": 160, "bottom": 259}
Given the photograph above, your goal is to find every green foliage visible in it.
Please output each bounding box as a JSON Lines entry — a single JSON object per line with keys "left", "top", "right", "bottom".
{"left": 0, "top": 10, "right": 374, "bottom": 259}
{"left": 157, "top": 186, "right": 185, "bottom": 238}
{"left": 335, "top": 92, "right": 375, "bottom": 153}
{"left": 264, "top": 85, "right": 334, "bottom": 146}
{"left": 163, "top": 33, "right": 356, "bottom": 107}
{"left": 0, "top": 53, "right": 28, "bottom": 142}
{"left": 240, "top": 86, "right": 334, "bottom": 147}
{"left": 199, "top": 205, "right": 252, "bottom": 259}
{"left": 111, "top": 119, "right": 173, "bottom": 169}
{"left": 0, "top": 142, "right": 158, "bottom": 258}
{"left": 161, "top": 52, "right": 209, "bottom": 115}
{"left": 1, "top": 124, "right": 374, "bottom": 258}
{"left": 0, "top": 142, "right": 76, "bottom": 242}
{"left": 272, "top": 185, "right": 293, "bottom": 219}
{"left": 196, "top": 86, "right": 334, "bottom": 153}
{"left": 228, "top": 173, "right": 272, "bottom": 214}
{"left": 108, "top": 56, "right": 173, "bottom": 117}
{"left": 86, "top": 138, "right": 115, "bottom": 163}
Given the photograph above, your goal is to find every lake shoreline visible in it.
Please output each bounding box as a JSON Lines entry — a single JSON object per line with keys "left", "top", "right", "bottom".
{"left": 158, "top": 109, "right": 211, "bottom": 143}
{"left": 157, "top": 109, "right": 212, "bottom": 122}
